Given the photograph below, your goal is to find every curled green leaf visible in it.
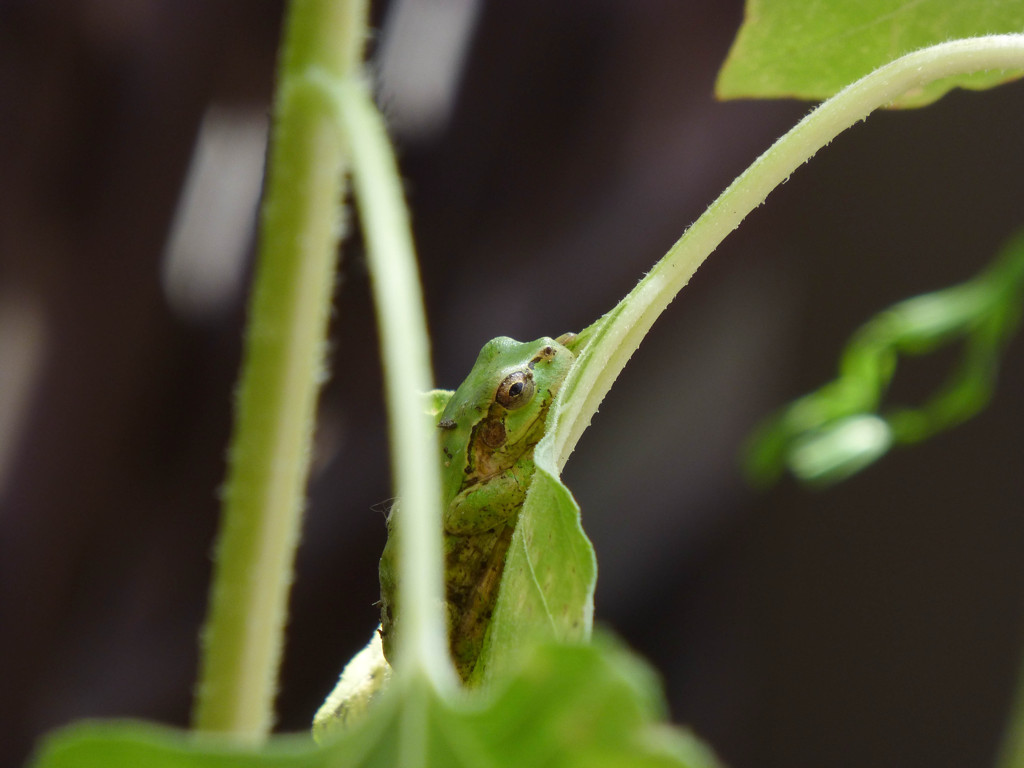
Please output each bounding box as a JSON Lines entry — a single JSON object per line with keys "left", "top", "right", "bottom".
{"left": 746, "top": 229, "right": 1024, "bottom": 487}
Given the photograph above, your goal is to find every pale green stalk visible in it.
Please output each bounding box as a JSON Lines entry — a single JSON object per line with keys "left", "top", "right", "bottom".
{"left": 192, "top": 0, "right": 368, "bottom": 739}
{"left": 553, "top": 34, "right": 1024, "bottom": 470}
{"left": 336, "top": 80, "right": 457, "bottom": 693}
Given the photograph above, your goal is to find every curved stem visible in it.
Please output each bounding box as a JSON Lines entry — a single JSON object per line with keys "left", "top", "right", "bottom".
{"left": 553, "top": 34, "right": 1024, "bottom": 470}
{"left": 337, "top": 80, "right": 457, "bottom": 693}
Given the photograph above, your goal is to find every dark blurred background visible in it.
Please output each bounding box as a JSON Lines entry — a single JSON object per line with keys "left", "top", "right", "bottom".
{"left": 3, "top": 2, "right": 1024, "bottom": 766}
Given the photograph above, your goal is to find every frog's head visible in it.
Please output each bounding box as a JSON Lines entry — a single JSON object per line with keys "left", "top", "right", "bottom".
{"left": 492, "top": 338, "right": 574, "bottom": 444}
{"left": 437, "top": 336, "right": 575, "bottom": 500}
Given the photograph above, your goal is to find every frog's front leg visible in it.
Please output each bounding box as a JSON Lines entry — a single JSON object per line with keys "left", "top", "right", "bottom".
{"left": 442, "top": 458, "right": 534, "bottom": 535}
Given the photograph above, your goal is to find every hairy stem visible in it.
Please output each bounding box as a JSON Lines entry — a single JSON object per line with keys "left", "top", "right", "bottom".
{"left": 192, "top": 0, "right": 368, "bottom": 739}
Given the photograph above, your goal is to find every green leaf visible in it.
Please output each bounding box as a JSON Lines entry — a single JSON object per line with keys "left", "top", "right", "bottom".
{"left": 448, "top": 640, "right": 721, "bottom": 768}
{"left": 30, "top": 641, "right": 720, "bottom": 768}
{"left": 27, "top": 722, "right": 333, "bottom": 768}
{"left": 717, "top": 0, "right": 1024, "bottom": 107}
{"left": 471, "top": 430, "right": 598, "bottom": 686}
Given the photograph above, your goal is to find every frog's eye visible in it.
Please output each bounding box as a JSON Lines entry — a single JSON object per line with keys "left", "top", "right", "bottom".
{"left": 495, "top": 370, "right": 535, "bottom": 410}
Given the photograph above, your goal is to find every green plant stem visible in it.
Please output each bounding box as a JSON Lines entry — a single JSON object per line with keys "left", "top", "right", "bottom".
{"left": 336, "top": 80, "right": 457, "bottom": 692}
{"left": 192, "top": 0, "right": 368, "bottom": 740}
{"left": 553, "top": 34, "right": 1024, "bottom": 471}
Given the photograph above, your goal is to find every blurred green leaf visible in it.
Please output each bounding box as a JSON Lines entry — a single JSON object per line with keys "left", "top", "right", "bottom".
{"left": 746, "top": 230, "right": 1024, "bottom": 487}
{"left": 31, "top": 641, "right": 720, "bottom": 768}
{"left": 787, "top": 414, "right": 893, "bottom": 485}
{"left": 27, "top": 723, "right": 333, "bottom": 768}
{"left": 717, "top": 0, "right": 1024, "bottom": 107}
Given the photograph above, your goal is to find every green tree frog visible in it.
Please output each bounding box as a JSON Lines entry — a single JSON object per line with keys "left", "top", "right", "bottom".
{"left": 379, "top": 334, "right": 577, "bottom": 682}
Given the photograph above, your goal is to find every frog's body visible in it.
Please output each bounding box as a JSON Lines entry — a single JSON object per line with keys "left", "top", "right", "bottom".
{"left": 379, "top": 335, "right": 575, "bottom": 682}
